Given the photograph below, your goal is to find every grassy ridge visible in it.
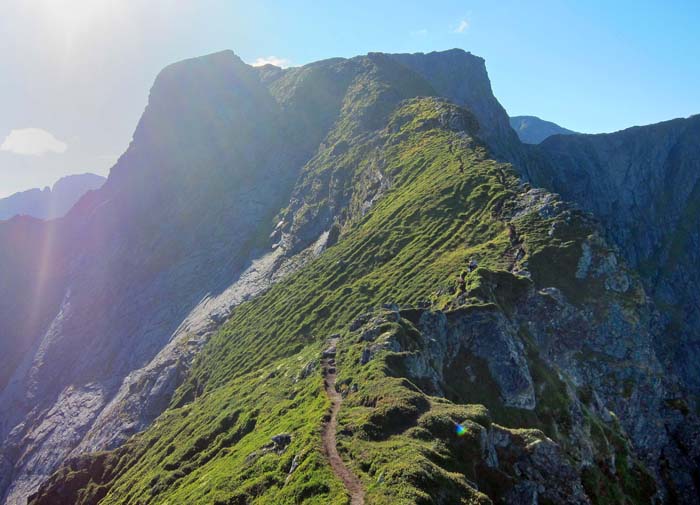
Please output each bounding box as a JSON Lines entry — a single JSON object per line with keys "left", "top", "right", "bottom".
{"left": 30, "top": 98, "right": 651, "bottom": 504}
{"left": 176, "top": 99, "right": 520, "bottom": 396}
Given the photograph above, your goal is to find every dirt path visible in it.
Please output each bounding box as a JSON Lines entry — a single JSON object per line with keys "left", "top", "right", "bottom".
{"left": 321, "top": 339, "right": 365, "bottom": 505}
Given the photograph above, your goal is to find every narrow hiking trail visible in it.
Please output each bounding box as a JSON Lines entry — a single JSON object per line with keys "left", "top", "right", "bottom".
{"left": 321, "top": 339, "right": 365, "bottom": 505}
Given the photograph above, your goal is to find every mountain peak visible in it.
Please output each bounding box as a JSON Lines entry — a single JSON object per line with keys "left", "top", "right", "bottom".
{"left": 388, "top": 49, "right": 517, "bottom": 155}
{"left": 509, "top": 115, "right": 577, "bottom": 144}
{"left": 155, "top": 49, "right": 243, "bottom": 74}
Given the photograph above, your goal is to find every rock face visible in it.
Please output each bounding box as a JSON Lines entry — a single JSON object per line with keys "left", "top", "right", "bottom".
{"left": 0, "top": 173, "right": 105, "bottom": 221}
{"left": 390, "top": 49, "right": 520, "bottom": 157}
{"left": 525, "top": 115, "right": 700, "bottom": 399}
{"left": 403, "top": 309, "right": 536, "bottom": 410}
{"left": 509, "top": 115, "right": 577, "bottom": 144}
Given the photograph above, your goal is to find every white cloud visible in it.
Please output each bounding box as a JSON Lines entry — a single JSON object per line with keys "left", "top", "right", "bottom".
{"left": 410, "top": 28, "right": 428, "bottom": 37}
{"left": 453, "top": 19, "right": 469, "bottom": 33}
{"left": 251, "top": 56, "right": 292, "bottom": 68}
{"left": 0, "top": 128, "right": 68, "bottom": 156}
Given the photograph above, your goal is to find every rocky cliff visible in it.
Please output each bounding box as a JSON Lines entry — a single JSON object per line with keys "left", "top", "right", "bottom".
{"left": 524, "top": 116, "right": 700, "bottom": 403}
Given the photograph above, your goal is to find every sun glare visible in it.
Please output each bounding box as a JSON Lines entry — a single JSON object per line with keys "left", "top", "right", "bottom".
{"left": 36, "top": 0, "right": 128, "bottom": 52}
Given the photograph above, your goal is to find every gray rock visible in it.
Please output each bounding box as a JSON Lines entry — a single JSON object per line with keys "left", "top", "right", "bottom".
{"left": 271, "top": 433, "right": 291, "bottom": 448}
{"left": 527, "top": 115, "right": 700, "bottom": 402}
{"left": 360, "top": 347, "right": 372, "bottom": 366}
{"left": 402, "top": 309, "right": 536, "bottom": 409}
{"left": 287, "top": 454, "right": 299, "bottom": 477}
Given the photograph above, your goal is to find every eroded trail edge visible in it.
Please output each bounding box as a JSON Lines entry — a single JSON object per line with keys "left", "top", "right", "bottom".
{"left": 321, "top": 339, "right": 365, "bottom": 505}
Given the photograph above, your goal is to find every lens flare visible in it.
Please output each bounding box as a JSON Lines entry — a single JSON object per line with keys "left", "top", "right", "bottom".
{"left": 455, "top": 423, "right": 467, "bottom": 436}
{"left": 30, "top": 0, "right": 130, "bottom": 57}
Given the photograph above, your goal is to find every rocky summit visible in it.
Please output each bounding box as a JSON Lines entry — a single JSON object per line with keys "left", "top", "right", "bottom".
{"left": 0, "top": 48, "right": 698, "bottom": 505}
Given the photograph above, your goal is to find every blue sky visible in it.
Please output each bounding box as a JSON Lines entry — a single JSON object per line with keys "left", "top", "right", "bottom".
{"left": 1, "top": 0, "right": 698, "bottom": 197}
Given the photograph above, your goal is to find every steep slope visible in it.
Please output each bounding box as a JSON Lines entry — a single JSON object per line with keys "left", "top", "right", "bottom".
{"left": 0, "top": 50, "right": 310, "bottom": 504}
{"left": 0, "top": 173, "right": 105, "bottom": 220}
{"left": 524, "top": 116, "right": 700, "bottom": 402}
{"left": 71, "top": 51, "right": 436, "bottom": 458}
{"left": 509, "top": 115, "right": 576, "bottom": 144}
{"left": 0, "top": 217, "right": 69, "bottom": 392}
{"left": 31, "top": 99, "right": 699, "bottom": 504}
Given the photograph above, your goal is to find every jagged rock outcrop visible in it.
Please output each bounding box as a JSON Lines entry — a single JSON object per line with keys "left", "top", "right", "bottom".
{"left": 401, "top": 309, "right": 536, "bottom": 409}
{"left": 523, "top": 115, "right": 700, "bottom": 401}
{"left": 343, "top": 190, "right": 699, "bottom": 502}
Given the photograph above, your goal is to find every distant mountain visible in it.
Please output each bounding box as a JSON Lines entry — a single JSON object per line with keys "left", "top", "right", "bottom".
{"left": 510, "top": 115, "right": 577, "bottom": 144}
{"left": 0, "top": 173, "right": 105, "bottom": 220}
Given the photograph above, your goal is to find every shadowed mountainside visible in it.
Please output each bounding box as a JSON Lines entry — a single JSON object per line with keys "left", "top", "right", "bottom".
{"left": 525, "top": 116, "right": 700, "bottom": 400}
{"left": 0, "top": 50, "right": 308, "bottom": 504}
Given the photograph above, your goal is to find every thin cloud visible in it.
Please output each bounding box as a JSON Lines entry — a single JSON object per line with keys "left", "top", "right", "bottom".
{"left": 453, "top": 19, "right": 469, "bottom": 33}
{"left": 410, "top": 28, "right": 428, "bottom": 37}
{"left": 0, "top": 128, "right": 68, "bottom": 156}
{"left": 251, "top": 56, "right": 292, "bottom": 68}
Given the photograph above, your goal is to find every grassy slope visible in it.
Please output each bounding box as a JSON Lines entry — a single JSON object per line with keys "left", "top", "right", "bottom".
{"left": 30, "top": 98, "right": 651, "bottom": 505}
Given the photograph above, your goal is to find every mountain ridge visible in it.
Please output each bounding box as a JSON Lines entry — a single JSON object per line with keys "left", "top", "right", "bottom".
{"left": 1, "top": 48, "right": 489, "bottom": 504}
{"left": 30, "top": 94, "right": 692, "bottom": 504}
